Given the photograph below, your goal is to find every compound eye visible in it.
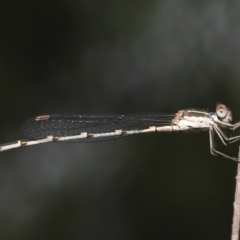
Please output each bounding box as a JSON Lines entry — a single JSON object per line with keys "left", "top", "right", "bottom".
{"left": 216, "top": 104, "right": 228, "bottom": 119}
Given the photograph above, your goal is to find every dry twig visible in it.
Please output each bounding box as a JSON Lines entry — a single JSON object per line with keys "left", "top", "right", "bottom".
{"left": 231, "top": 147, "right": 240, "bottom": 240}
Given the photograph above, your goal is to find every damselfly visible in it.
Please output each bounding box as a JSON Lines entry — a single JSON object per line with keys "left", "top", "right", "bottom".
{"left": 1, "top": 103, "right": 240, "bottom": 161}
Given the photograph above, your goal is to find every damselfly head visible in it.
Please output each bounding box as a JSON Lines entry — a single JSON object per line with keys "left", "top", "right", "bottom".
{"left": 216, "top": 103, "right": 232, "bottom": 122}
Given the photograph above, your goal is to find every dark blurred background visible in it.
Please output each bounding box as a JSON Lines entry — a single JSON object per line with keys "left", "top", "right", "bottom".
{"left": 0, "top": 0, "right": 240, "bottom": 239}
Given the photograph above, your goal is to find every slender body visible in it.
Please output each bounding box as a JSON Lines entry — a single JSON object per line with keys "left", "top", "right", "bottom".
{"left": 1, "top": 103, "right": 240, "bottom": 162}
